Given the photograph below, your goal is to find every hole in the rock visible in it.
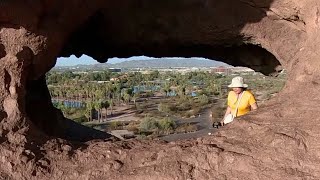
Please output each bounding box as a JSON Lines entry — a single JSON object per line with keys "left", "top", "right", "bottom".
{"left": 44, "top": 53, "right": 286, "bottom": 142}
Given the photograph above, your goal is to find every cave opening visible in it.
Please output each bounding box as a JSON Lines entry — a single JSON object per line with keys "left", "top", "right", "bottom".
{"left": 7, "top": 0, "right": 320, "bottom": 178}
{"left": 41, "top": 51, "right": 286, "bottom": 142}
{"left": 22, "top": 0, "right": 285, "bottom": 141}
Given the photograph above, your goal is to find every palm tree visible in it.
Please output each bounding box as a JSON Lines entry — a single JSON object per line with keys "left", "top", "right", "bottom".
{"left": 106, "top": 82, "right": 115, "bottom": 99}
{"left": 85, "top": 101, "right": 94, "bottom": 121}
{"left": 131, "top": 92, "right": 139, "bottom": 107}
{"left": 162, "top": 82, "right": 171, "bottom": 97}
{"left": 94, "top": 101, "right": 102, "bottom": 122}
{"left": 122, "top": 92, "right": 131, "bottom": 105}
{"left": 177, "top": 85, "right": 186, "bottom": 97}
{"left": 114, "top": 83, "right": 122, "bottom": 105}
{"left": 95, "top": 89, "right": 104, "bottom": 101}
{"left": 100, "top": 100, "right": 110, "bottom": 121}
{"left": 108, "top": 99, "right": 114, "bottom": 116}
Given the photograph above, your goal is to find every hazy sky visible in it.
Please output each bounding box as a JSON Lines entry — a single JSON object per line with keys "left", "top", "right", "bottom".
{"left": 56, "top": 55, "right": 155, "bottom": 66}
{"left": 56, "top": 55, "right": 216, "bottom": 66}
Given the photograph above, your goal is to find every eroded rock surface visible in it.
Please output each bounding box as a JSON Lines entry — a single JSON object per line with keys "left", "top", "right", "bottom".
{"left": 1, "top": 0, "right": 320, "bottom": 179}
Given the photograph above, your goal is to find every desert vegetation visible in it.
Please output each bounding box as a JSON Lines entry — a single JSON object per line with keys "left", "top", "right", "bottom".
{"left": 47, "top": 69, "right": 286, "bottom": 139}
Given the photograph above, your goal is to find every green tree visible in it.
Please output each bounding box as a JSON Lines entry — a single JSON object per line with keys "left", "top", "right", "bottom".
{"left": 177, "top": 85, "right": 186, "bottom": 97}
{"left": 150, "top": 70, "right": 160, "bottom": 80}
{"left": 162, "top": 82, "right": 171, "bottom": 97}
{"left": 108, "top": 99, "right": 114, "bottom": 116}
{"left": 132, "top": 92, "right": 139, "bottom": 106}
{"left": 122, "top": 92, "right": 131, "bottom": 104}
{"left": 100, "top": 100, "right": 110, "bottom": 121}
{"left": 95, "top": 89, "right": 104, "bottom": 101}
{"left": 84, "top": 101, "right": 94, "bottom": 121}
{"left": 114, "top": 83, "right": 122, "bottom": 105}
{"left": 94, "top": 101, "right": 103, "bottom": 122}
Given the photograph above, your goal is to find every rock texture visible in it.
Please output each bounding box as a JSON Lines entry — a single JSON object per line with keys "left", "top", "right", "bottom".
{"left": 1, "top": 0, "right": 320, "bottom": 179}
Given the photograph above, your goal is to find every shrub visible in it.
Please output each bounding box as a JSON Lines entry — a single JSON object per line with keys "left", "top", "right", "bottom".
{"left": 177, "top": 95, "right": 189, "bottom": 104}
{"left": 175, "top": 123, "right": 198, "bottom": 133}
{"left": 169, "top": 104, "right": 178, "bottom": 112}
{"left": 110, "top": 121, "right": 123, "bottom": 130}
{"left": 136, "top": 101, "right": 148, "bottom": 109}
{"left": 146, "top": 91, "right": 154, "bottom": 97}
{"left": 158, "top": 117, "right": 176, "bottom": 131}
{"left": 198, "top": 94, "right": 209, "bottom": 105}
{"left": 126, "top": 126, "right": 139, "bottom": 134}
{"left": 184, "top": 123, "right": 198, "bottom": 132}
{"left": 158, "top": 103, "right": 171, "bottom": 113}
{"left": 73, "top": 116, "right": 87, "bottom": 124}
{"left": 213, "top": 91, "right": 220, "bottom": 96}
{"left": 192, "top": 107, "right": 201, "bottom": 116}
{"left": 177, "top": 102, "right": 192, "bottom": 111}
{"left": 126, "top": 121, "right": 140, "bottom": 134}
{"left": 139, "top": 117, "right": 158, "bottom": 132}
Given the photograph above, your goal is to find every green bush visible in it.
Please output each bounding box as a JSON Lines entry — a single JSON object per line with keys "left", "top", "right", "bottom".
{"left": 198, "top": 94, "right": 209, "bottom": 105}
{"left": 158, "top": 117, "right": 176, "bottom": 131}
{"left": 177, "top": 95, "right": 189, "bottom": 104}
{"left": 158, "top": 103, "right": 171, "bottom": 113}
{"left": 146, "top": 91, "right": 154, "bottom": 97}
{"left": 110, "top": 121, "right": 123, "bottom": 130}
{"left": 177, "top": 101, "right": 192, "bottom": 111}
{"left": 139, "top": 117, "right": 158, "bottom": 132}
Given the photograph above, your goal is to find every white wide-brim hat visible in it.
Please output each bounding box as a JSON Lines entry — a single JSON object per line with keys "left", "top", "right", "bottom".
{"left": 228, "top": 76, "right": 248, "bottom": 88}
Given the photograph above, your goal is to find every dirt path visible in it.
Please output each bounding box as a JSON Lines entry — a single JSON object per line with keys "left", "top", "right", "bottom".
{"left": 161, "top": 108, "right": 216, "bottom": 142}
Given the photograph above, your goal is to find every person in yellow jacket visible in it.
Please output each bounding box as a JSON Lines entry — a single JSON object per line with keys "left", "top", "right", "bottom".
{"left": 221, "top": 76, "right": 258, "bottom": 125}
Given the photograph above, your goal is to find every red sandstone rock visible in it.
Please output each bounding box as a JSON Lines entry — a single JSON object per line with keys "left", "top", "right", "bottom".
{"left": 1, "top": 0, "right": 320, "bottom": 179}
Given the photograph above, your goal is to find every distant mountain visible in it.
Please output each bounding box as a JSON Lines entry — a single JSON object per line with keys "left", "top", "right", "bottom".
{"left": 53, "top": 58, "right": 230, "bottom": 70}
{"left": 111, "top": 58, "right": 228, "bottom": 68}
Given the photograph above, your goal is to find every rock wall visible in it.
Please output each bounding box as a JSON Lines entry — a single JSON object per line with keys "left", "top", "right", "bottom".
{"left": 1, "top": 0, "right": 320, "bottom": 179}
